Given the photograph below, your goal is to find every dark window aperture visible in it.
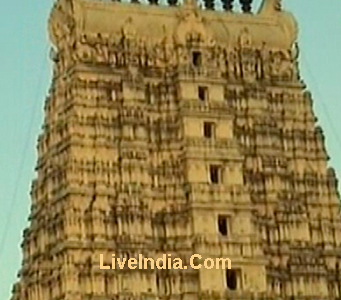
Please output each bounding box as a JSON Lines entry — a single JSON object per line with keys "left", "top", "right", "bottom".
{"left": 204, "top": 122, "right": 214, "bottom": 138}
{"left": 198, "top": 86, "right": 208, "bottom": 101}
{"left": 226, "top": 269, "right": 238, "bottom": 290}
{"left": 218, "top": 215, "right": 229, "bottom": 236}
{"left": 192, "top": 51, "right": 202, "bottom": 67}
{"left": 210, "top": 165, "right": 220, "bottom": 184}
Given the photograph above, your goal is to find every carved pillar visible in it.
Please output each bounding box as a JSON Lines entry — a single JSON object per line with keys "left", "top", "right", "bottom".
{"left": 240, "top": 0, "right": 252, "bottom": 13}
{"left": 222, "top": 0, "right": 233, "bottom": 11}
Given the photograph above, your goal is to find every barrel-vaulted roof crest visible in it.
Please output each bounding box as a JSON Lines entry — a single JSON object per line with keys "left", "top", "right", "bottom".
{"left": 48, "top": 0, "right": 297, "bottom": 52}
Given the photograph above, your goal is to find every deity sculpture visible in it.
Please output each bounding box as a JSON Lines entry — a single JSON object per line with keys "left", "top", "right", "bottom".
{"left": 270, "top": 51, "right": 293, "bottom": 81}
{"left": 237, "top": 28, "right": 257, "bottom": 82}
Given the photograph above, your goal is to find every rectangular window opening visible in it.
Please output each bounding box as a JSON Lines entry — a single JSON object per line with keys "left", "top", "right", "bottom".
{"left": 210, "top": 165, "right": 220, "bottom": 184}
{"left": 226, "top": 269, "right": 241, "bottom": 290}
{"left": 198, "top": 86, "right": 208, "bottom": 102}
{"left": 204, "top": 122, "right": 215, "bottom": 138}
{"left": 218, "top": 215, "right": 229, "bottom": 236}
{"left": 192, "top": 51, "right": 202, "bottom": 67}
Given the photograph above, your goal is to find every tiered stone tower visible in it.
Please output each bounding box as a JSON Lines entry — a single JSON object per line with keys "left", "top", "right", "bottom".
{"left": 9, "top": 0, "right": 341, "bottom": 300}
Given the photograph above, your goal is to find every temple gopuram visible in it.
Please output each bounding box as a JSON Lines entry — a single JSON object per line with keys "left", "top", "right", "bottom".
{"left": 9, "top": 0, "right": 341, "bottom": 300}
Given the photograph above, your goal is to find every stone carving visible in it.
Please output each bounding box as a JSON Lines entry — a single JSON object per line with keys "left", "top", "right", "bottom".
{"left": 125, "top": 65, "right": 144, "bottom": 90}
{"left": 239, "top": 27, "right": 252, "bottom": 48}
{"left": 67, "top": 28, "right": 300, "bottom": 84}
{"left": 175, "top": 0, "right": 214, "bottom": 47}
{"left": 74, "top": 36, "right": 95, "bottom": 63}
{"left": 269, "top": 50, "right": 294, "bottom": 81}
{"left": 48, "top": 0, "right": 76, "bottom": 74}
{"left": 259, "top": 42, "right": 271, "bottom": 79}
{"left": 47, "top": 0, "right": 300, "bottom": 85}
{"left": 237, "top": 28, "right": 258, "bottom": 82}
{"left": 208, "top": 45, "right": 227, "bottom": 74}
{"left": 122, "top": 17, "right": 137, "bottom": 41}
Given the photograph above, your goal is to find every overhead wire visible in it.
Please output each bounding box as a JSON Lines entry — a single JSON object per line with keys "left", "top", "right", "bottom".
{"left": 301, "top": 52, "right": 341, "bottom": 151}
{"left": 0, "top": 44, "right": 49, "bottom": 266}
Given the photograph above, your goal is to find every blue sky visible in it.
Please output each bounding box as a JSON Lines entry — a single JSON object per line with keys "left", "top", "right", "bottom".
{"left": 0, "top": 0, "right": 341, "bottom": 299}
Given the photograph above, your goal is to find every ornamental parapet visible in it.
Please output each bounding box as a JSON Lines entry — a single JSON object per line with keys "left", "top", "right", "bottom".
{"left": 176, "top": 66, "right": 223, "bottom": 81}
{"left": 181, "top": 99, "right": 231, "bottom": 114}
{"left": 85, "top": 291, "right": 276, "bottom": 300}
{"left": 155, "top": 237, "right": 193, "bottom": 250}
{"left": 185, "top": 137, "right": 239, "bottom": 150}
{"left": 192, "top": 234, "right": 264, "bottom": 259}
{"left": 188, "top": 183, "right": 249, "bottom": 204}
{"left": 197, "top": 290, "right": 275, "bottom": 300}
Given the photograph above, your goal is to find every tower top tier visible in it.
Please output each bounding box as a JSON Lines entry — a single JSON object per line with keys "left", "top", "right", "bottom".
{"left": 49, "top": 0, "right": 298, "bottom": 52}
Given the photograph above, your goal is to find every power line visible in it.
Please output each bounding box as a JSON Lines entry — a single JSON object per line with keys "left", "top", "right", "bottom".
{"left": 301, "top": 52, "right": 341, "bottom": 151}
{"left": 0, "top": 45, "right": 49, "bottom": 265}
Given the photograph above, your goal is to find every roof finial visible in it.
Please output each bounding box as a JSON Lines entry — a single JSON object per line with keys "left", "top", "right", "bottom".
{"left": 222, "top": 0, "right": 234, "bottom": 11}
{"left": 240, "top": 0, "right": 252, "bottom": 13}
{"left": 168, "top": 0, "right": 178, "bottom": 5}
{"left": 258, "top": 0, "right": 282, "bottom": 14}
{"left": 204, "top": 0, "right": 215, "bottom": 10}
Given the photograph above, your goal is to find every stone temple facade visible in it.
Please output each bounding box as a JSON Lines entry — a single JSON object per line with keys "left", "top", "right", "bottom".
{"left": 9, "top": 0, "right": 341, "bottom": 300}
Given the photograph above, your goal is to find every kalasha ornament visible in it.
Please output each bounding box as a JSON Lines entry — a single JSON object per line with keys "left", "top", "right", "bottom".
{"left": 222, "top": 0, "right": 234, "bottom": 11}
{"left": 240, "top": 0, "right": 252, "bottom": 13}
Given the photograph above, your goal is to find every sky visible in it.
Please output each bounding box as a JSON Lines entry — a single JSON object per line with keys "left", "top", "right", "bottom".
{"left": 0, "top": 0, "right": 341, "bottom": 299}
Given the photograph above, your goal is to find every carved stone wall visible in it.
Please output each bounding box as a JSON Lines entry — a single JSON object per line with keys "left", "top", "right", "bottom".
{"left": 9, "top": 1, "right": 341, "bottom": 300}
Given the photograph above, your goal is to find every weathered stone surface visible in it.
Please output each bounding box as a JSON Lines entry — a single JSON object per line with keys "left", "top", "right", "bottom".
{"left": 9, "top": 0, "right": 341, "bottom": 300}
